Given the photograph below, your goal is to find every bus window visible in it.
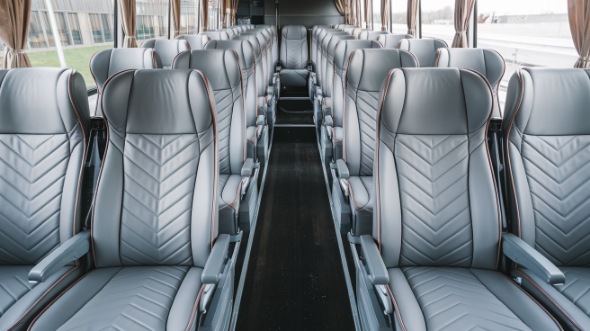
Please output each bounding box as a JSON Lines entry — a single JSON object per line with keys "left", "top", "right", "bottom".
{"left": 137, "top": 0, "right": 170, "bottom": 41}
{"left": 27, "top": 0, "right": 115, "bottom": 89}
{"left": 477, "top": 0, "right": 576, "bottom": 108}
{"left": 179, "top": 0, "right": 200, "bottom": 35}
{"left": 420, "top": 0, "right": 455, "bottom": 45}
{"left": 391, "top": 0, "right": 407, "bottom": 34}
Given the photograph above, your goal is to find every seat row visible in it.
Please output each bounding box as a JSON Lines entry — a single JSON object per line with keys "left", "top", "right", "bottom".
{"left": 351, "top": 65, "right": 590, "bottom": 331}
{"left": 0, "top": 67, "right": 238, "bottom": 330}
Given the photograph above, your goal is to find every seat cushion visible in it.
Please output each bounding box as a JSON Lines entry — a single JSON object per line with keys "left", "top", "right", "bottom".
{"left": 280, "top": 69, "right": 309, "bottom": 88}
{"left": 389, "top": 267, "right": 561, "bottom": 331}
{"left": 29, "top": 266, "right": 203, "bottom": 331}
{"left": 0, "top": 265, "right": 82, "bottom": 330}
{"left": 515, "top": 267, "right": 590, "bottom": 330}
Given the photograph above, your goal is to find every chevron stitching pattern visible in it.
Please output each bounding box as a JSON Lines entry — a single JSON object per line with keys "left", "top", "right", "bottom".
{"left": 121, "top": 134, "right": 199, "bottom": 265}
{"left": 0, "top": 134, "right": 70, "bottom": 264}
{"left": 213, "top": 88, "right": 238, "bottom": 175}
{"left": 521, "top": 135, "right": 590, "bottom": 266}
{"left": 395, "top": 135, "right": 473, "bottom": 267}
{"left": 356, "top": 90, "right": 380, "bottom": 176}
{"left": 0, "top": 267, "right": 35, "bottom": 317}
{"left": 58, "top": 267, "right": 189, "bottom": 330}
{"left": 402, "top": 267, "right": 531, "bottom": 331}
{"left": 555, "top": 267, "right": 590, "bottom": 314}
{"left": 285, "top": 39, "right": 307, "bottom": 69}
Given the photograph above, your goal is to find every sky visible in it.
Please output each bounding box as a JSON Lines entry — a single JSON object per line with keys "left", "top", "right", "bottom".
{"left": 399, "top": 0, "right": 568, "bottom": 15}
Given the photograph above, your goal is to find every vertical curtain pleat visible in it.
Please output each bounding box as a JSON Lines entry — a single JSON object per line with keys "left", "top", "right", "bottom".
{"left": 452, "top": 0, "right": 475, "bottom": 47}
{"left": 172, "top": 0, "right": 181, "bottom": 37}
{"left": 0, "top": 0, "right": 32, "bottom": 68}
{"left": 356, "top": 0, "right": 362, "bottom": 27}
{"left": 568, "top": 0, "right": 590, "bottom": 68}
{"left": 119, "top": 0, "right": 137, "bottom": 47}
{"left": 200, "top": 0, "right": 209, "bottom": 31}
{"left": 407, "top": 0, "right": 418, "bottom": 36}
{"left": 380, "top": 0, "right": 389, "bottom": 31}
{"left": 231, "top": 0, "right": 239, "bottom": 25}
{"left": 364, "top": 0, "right": 373, "bottom": 30}
{"left": 335, "top": 0, "right": 345, "bottom": 16}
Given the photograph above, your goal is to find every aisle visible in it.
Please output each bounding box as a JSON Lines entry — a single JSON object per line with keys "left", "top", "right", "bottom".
{"left": 236, "top": 127, "right": 354, "bottom": 330}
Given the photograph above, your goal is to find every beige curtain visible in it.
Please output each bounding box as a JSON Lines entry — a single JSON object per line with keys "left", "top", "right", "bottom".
{"left": 231, "top": 0, "right": 239, "bottom": 25}
{"left": 355, "top": 0, "right": 362, "bottom": 26}
{"left": 200, "top": 0, "right": 209, "bottom": 31}
{"left": 172, "top": 0, "right": 181, "bottom": 37}
{"left": 335, "top": 0, "right": 345, "bottom": 16}
{"left": 119, "top": 0, "right": 137, "bottom": 47}
{"left": 364, "top": 0, "right": 373, "bottom": 30}
{"left": 568, "top": 0, "right": 590, "bottom": 68}
{"left": 452, "top": 0, "right": 475, "bottom": 47}
{"left": 380, "top": 0, "right": 389, "bottom": 31}
{"left": 407, "top": 0, "right": 418, "bottom": 36}
{"left": 0, "top": 0, "right": 32, "bottom": 68}
{"left": 350, "top": 0, "right": 357, "bottom": 25}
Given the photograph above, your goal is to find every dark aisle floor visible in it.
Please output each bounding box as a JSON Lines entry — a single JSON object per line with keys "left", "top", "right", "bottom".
{"left": 236, "top": 127, "right": 354, "bottom": 331}
{"left": 276, "top": 99, "right": 314, "bottom": 125}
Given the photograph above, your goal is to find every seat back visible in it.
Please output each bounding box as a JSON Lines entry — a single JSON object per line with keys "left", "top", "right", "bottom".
{"left": 332, "top": 40, "right": 381, "bottom": 128}
{"left": 377, "top": 34, "right": 413, "bottom": 48}
{"left": 320, "top": 31, "right": 349, "bottom": 91}
{"left": 0, "top": 68, "right": 89, "bottom": 265}
{"left": 504, "top": 68, "right": 590, "bottom": 266}
{"left": 174, "top": 50, "right": 246, "bottom": 177}
{"left": 90, "top": 48, "right": 162, "bottom": 116}
{"left": 358, "top": 30, "right": 388, "bottom": 40}
{"left": 436, "top": 48, "right": 505, "bottom": 119}
{"left": 235, "top": 35, "right": 267, "bottom": 100}
{"left": 311, "top": 25, "right": 328, "bottom": 68}
{"left": 352, "top": 28, "right": 365, "bottom": 38}
{"left": 201, "top": 31, "right": 229, "bottom": 41}
{"left": 376, "top": 67, "right": 497, "bottom": 268}
{"left": 343, "top": 26, "right": 356, "bottom": 34}
{"left": 205, "top": 40, "right": 258, "bottom": 128}
{"left": 324, "top": 34, "right": 355, "bottom": 98}
{"left": 94, "top": 69, "right": 217, "bottom": 268}
{"left": 399, "top": 38, "right": 447, "bottom": 67}
{"left": 280, "top": 25, "right": 308, "bottom": 70}
{"left": 140, "top": 39, "right": 190, "bottom": 68}
{"left": 176, "top": 34, "right": 210, "bottom": 50}
{"left": 344, "top": 49, "right": 417, "bottom": 176}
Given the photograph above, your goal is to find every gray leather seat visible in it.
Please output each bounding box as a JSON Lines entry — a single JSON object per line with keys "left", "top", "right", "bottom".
{"left": 335, "top": 49, "right": 417, "bottom": 236}
{"left": 504, "top": 68, "right": 590, "bottom": 330}
{"left": 90, "top": 48, "right": 162, "bottom": 116}
{"left": 174, "top": 49, "right": 259, "bottom": 234}
{"left": 140, "top": 38, "right": 190, "bottom": 68}
{"left": 200, "top": 30, "right": 229, "bottom": 41}
{"left": 0, "top": 68, "right": 89, "bottom": 330}
{"left": 358, "top": 30, "right": 388, "bottom": 40}
{"left": 205, "top": 40, "right": 267, "bottom": 164}
{"left": 355, "top": 67, "right": 562, "bottom": 331}
{"left": 176, "top": 34, "right": 210, "bottom": 50}
{"left": 343, "top": 26, "right": 356, "bottom": 34}
{"left": 280, "top": 25, "right": 309, "bottom": 89}
{"left": 327, "top": 40, "right": 381, "bottom": 162}
{"left": 352, "top": 28, "right": 365, "bottom": 38}
{"left": 377, "top": 34, "right": 413, "bottom": 48}
{"left": 29, "top": 69, "right": 234, "bottom": 330}
{"left": 436, "top": 48, "right": 505, "bottom": 119}
{"left": 398, "top": 38, "right": 447, "bottom": 67}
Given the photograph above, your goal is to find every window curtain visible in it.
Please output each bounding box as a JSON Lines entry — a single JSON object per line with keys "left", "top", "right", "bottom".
{"left": 231, "top": 0, "right": 239, "bottom": 25}
{"left": 452, "top": 0, "right": 475, "bottom": 47}
{"left": 355, "top": 0, "right": 362, "bottom": 26}
{"left": 200, "top": 0, "right": 209, "bottom": 31}
{"left": 0, "top": 0, "right": 32, "bottom": 68}
{"left": 380, "top": 0, "right": 389, "bottom": 31}
{"left": 350, "top": 0, "right": 358, "bottom": 25}
{"left": 568, "top": 0, "right": 590, "bottom": 68}
{"left": 407, "top": 0, "right": 418, "bottom": 36}
{"left": 119, "top": 0, "right": 137, "bottom": 47}
{"left": 335, "top": 0, "right": 345, "bottom": 17}
{"left": 172, "top": 0, "right": 181, "bottom": 37}
{"left": 364, "top": 0, "right": 373, "bottom": 30}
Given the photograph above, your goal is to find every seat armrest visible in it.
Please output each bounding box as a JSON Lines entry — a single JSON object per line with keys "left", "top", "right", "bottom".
{"left": 322, "top": 98, "right": 332, "bottom": 117}
{"left": 240, "top": 158, "right": 258, "bottom": 196}
{"left": 310, "top": 72, "right": 317, "bottom": 85}
{"left": 335, "top": 159, "right": 350, "bottom": 179}
{"left": 202, "top": 234, "right": 230, "bottom": 284}
{"left": 256, "top": 115, "right": 266, "bottom": 127}
{"left": 323, "top": 115, "right": 333, "bottom": 128}
{"left": 360, "top": 235, "right": 389, "bottom": 285}
{"left": 276, "top": 65, "right": 282, "bottom": 72}
{"left": 503, "top": 233, "right": 565, "bottom": 284}
{"left": 29, "top": 231, "right": 90, "bottom": 283}
{"left": 315, "top": 87, "right": 323, "bottom": 101}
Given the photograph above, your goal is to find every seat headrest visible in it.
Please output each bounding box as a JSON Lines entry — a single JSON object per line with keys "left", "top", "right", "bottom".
{"left": 327, "top": 35, "right": 355, "bottom": 61}
{"left": 436, "top": 48, "right": 505, "bottom": 89}
{"left": 173, "top": 49, "right": 241, "bottom": 91}
{"left": 347, "top": 49, "right": 418, "bottom": 91}
{"left": 141, "top": 39, "right": 190, "bottom": 67}
{"left": 381, "top": 68, "right": 492, "bottom": 135}
{"left": 102, "top": 69, "right": 214, "bottom": 135}
{"left": 334, "top": 40, "right": 382, "bottom": 72}
{"left": 504, "top": 68, "right": 590, "bottom": 135}
{"left": 234, "top": 35, "right": 261, "bottom": 58}
{"left": 90, "top": 48, "right": 161, "bottom": 87}
{"left": 205, "top": 40, "right": 255, "bottom": 72}
{"left": 322, "top": 32, "right": 348, "bottom": 50}
{"left": 378, "top": 34, "right": 414, "bottom": 48}
{"left": 176, "top": 34, "right": 210, "bottom": 50}
{"left": 359, "top": 30, "right": 388, "bottom": 40}
{"left": 281, "top": 25, "right": 307, "bottom": 40}
{"left": 0, "top": 68, "right": 90, "bottom": 134}
{"left": 398, "top": 38, "right": 448, "bottom": 67}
